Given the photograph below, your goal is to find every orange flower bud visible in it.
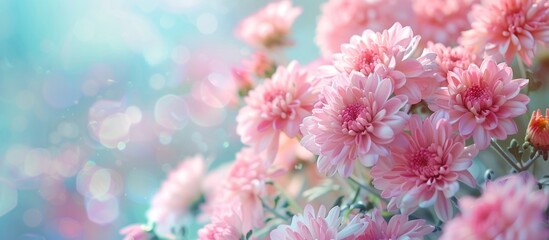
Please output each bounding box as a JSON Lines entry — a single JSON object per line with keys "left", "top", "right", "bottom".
{"left": 526, "top": 108, "right": 549, "bottom": 152}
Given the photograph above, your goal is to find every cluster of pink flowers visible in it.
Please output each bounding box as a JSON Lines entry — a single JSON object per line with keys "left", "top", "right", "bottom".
{"left": 121, "top": 1, "right": 549, "bottom": 239}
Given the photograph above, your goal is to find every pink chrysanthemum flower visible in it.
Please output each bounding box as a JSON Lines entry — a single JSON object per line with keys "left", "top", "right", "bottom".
{"left": 429, "top": 58, "right": 529, "bottom": 149}
{"left": 198, "top": 210, "right": 243, "bottom": 240}
{"left": 146, "top": 155, "right": 206, "bottom": 237}
{"left": 372, "top": 113, "right": 478, "bottom": 221}
{"left": 322, "top": 22, "right": 441, "bottom": 104}
{"left": 237, "top": 61, "right": 318, "bottom": 160}
{"left": 218, "top": 148, "right": 270, "bottom": 232}
{"left": 315, "top": 0, "right": 412, "bottom": 58}
{"left": 526, "top": 108, "right": 549, "bottom": 151}
{"left": 301, "top": 71, "right": 408, "bottom": 177}
{"left": 412, "top": 0, "right": 477, "bottom": 45}
{"left": 427, "top": 42, "right": 480, "bottom": 79}
{"left": 357, "top": 209, "right": 434, "bottom": 239}
{"left": 235, "top": 0, "right": 302, "bottom": 49}
{"left": 460, "top": 0, "right": 549, "bottom": 65}
{"left": 269, "top": 204, "right": 368, "bottom": 240}
{"left": 440, "top": 173, "right": 549, "bottom": 239}
{"left": 424, "top": 42, "right": 480, "bottom": 109}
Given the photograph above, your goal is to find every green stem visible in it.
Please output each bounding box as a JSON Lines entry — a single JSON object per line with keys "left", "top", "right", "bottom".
{"left": 522, "top": 151, "right": 541, "bottom": 171}
{"left": 348, "top": 176, "right": 388, "bottom": 203}
{"left": 272, "top": 183, "right": 303, "bottom": 213}
{"left": 490, "top": 139, "right": 521, "bottom": 172}
{"left": 260, "top": 198, "right": 289, "bottom": 221}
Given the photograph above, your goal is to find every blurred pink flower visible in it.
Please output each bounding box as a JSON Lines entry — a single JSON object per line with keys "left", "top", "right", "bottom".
{"left": 198, "top": 210, "right": 243, "bottom": 240}
{"left": 460, "top": 0, "right": 549, "bottom": 65}
{"left": 440, "top": 173, "right": 549, "bottom": 239}
{"left": 427, "top": 42, "right": 480, "bottom": 79}
{"left": 429, "top": 58, "right": 529, "bottom": 149}
{"left": 315, "top": 0, "right": 412, "bottom": 58}
{"left": 146, "top": 155, "right": 206, "bottom": 237}
{"left": 301, "top": 71, "right": 408, "bottom": 177}
{"left": 372, "top": 113, "right": 478, "bottom": 221}
{"left": 357, "top": 209, "right": 434, "bottom": 239}
{"left": 235, "top": 0, "right": 302, "bottom": 49}
{"left": 198, "top": 163, "right": 232, "bottom": 222}
{"left": 412, "top": 0, "right": 477, "bottom": 45}
{"left": 526, "top": 108, "right": 549, "bottom": 151}
{"left": 231, "top": 67, "right": 255, "bottom": 97}
{"left": 119, "top": 224, "right": 151, "bottom": 240}
{"left": 322, "top": 22, "right": 441, "bottom": 104}
{"left": 269, "top": 204, "right": 368, "bottom": 240}
{"left": 237, "top": 61, "right": 318, "bottom": 160}
{"left": 243, "top": 51, "right": 275, "bottom": 78}
{"left": 272, "top": 133, "right": 314, "bottom": 171}
{"left": 214, "top": 148, "right": 271, "bottom": 232}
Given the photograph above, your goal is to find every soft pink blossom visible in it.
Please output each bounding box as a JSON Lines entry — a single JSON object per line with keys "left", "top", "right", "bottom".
{"left": 231, "top": 67, "right": 255, "bottom": 97}
{"left": 429, "top": 58, "right": 529, "bottom": 149}
{"left": 357, "top": 209, "right": 434, "bottom": 239}
{"left": 412, "top": 0, "right": 477, "bottom": 45}
{"left": 425, "top": 42, "right": 480, "bottom": 110}
{"left": 526, "top": 108, "right": 549, "bottom": 151}
{"left": 460, "top": 0, "right": 549, "bottom": 65}
{"left": 321, "top": 22, "right": 442, "bottom": 104}
{"left": 235, "top": 0, "right": 302, "bottom": 49}
{"left": 198, "top": 210, "right": 243, "bottom": 240}
{"left": 119, "top": 224, "right": 151, "bottom": 240}
{"left": 427, "top": 42, "right": 480, "bottom": 79}
{"left": 146, "top": 155, "right": 206, "bottom": 237}
{"left": 315, "top": 0, "right": 412, "bottom": 58}
{"left": 372, "top": 113, "right": 478, "bottom": 221}
{"left": 212, "top": 148, "right": 271, "bottom": 232}
{"left": 440, "top": 173, "right": 549, "bottom": 239}
{"left": 301, "top": 71, "right": 408, "bottom": 177}
{"left": 243, "top": 51, "right": 275, "bottom": 78}
{"left": 237, "top": 61, "right": 318, "bottom": 160}
{"left": 269, "top": 204, "right": 368, "bottom": 240}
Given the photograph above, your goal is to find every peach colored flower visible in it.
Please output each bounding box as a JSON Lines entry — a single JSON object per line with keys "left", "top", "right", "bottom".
{"left": 440, "top": 173, "right": 549, "bottom": 239}
{"left": 269, "top": 204, "right": 368, "bottom": 240}
{"left": 321, "top": 22, "right": 442, "bottom": 104}
{"left": 357, "top": 209, "right": 434, "bottom": 239}
{"left": 526, "top": 108, "right": 549, "bottom": 152}
{"left": 372, "top": 112, "right": 478, "bottom": 221}
{"left": 146, "top": 155, "right": 206, "bottom": 237}
{"left": 235, "top": 0, "right": 302, "bottom": 49}
{"left": 237, "top": 61, "right": 318, "bottom": 161}
{"left": 315, "top": 0, "right": 412, "bottom": 58}
{"left": 412, "top": 0, "right": 477, "bottom": 45}
{"left": 429, "top": 58, "right": 529, "bottom": 149}
{"left": 460, "top": 0, "right": 549, "bottom": 65}
{"left": 300, "top": 71, "right": 408, "bottom": 177}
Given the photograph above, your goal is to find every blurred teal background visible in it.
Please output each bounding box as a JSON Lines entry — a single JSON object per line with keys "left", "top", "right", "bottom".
{"left": 0, "top": 0, "right": 321, "bottom": 239}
